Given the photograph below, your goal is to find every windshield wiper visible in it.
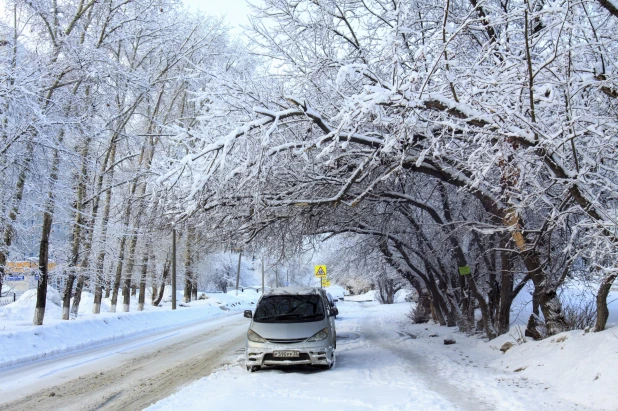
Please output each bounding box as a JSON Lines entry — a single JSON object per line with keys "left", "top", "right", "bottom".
{"left": 274, "top": 313, "right": 303, "bottom": 319}
{"left": 301, "top": 314, "right": 324, "bottom": 320}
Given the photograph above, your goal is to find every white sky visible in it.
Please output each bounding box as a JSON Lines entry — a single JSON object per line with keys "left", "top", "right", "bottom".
{"left": 182, "top": 0, "right": 251, "bottom": 31}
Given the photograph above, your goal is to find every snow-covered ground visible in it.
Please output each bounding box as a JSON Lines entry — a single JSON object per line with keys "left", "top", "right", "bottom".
{"left": 1, "top": 286, "right": 617, "bottom": 410}
{"left": 148, "top": 290, "right": 618, "bottom": 411}
{"left": 0, "top": 287, "right": 260, "bottom": 368}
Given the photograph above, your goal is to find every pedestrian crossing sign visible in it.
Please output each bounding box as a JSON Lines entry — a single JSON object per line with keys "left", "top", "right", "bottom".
{"left": 314, "top": 265, "right": 327, "bottom": 277}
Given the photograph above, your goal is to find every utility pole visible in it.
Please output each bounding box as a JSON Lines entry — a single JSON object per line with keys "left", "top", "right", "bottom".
{"left": 235, "top": 250, "right": 242, "bottom": 296}
{"left": 172, "top": 228, "right": 176, "bottom": 310}
{"left": 261, "top": 258, "right": 265, "bottom": 294}
{"left": 275, "top": 268, "right": 278, "bottom": 288}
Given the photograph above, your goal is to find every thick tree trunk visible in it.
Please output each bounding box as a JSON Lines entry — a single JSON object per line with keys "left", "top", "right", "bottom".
{"left": 594, "top": 273, "right": 617, "bottom": 332}
{"left": 505, "top": 210, "right": 567, "bottom": 336}
{"left": 414, "top": 291, "right": 432, "bottom": 323}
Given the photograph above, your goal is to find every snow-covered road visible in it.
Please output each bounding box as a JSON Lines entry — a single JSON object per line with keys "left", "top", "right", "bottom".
{"left": 148, "top": 300, "right": 590, "bottom": 411}
{"left": 1, "top": 294, "right": 609, "bottom": 411}
{"left": 0, "top": 313, "right": 247, "bottom": 410}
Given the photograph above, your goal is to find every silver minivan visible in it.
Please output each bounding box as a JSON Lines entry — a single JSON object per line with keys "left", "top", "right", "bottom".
{"left": 244, "top": 286, "right": 336, "bottom": 372}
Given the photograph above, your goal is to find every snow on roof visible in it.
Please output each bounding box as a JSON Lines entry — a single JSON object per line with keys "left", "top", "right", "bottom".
{"left": 263, "top": 286, "right": 322, "bottom": 296}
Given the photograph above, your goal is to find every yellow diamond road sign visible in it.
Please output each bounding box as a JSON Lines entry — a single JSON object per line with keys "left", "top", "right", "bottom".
{"left": 322, "top": 278, "right": 331, "bottom": 287}
{"left": 314, "top": 265, "right": 327, "bottom": 277}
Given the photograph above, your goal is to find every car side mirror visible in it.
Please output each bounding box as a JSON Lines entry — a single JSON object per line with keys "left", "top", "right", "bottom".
{"left": 244, "top": 310, "right": 253, "bottom": 319}
{"left": 333, "top": 308, "right": 339, "bottom": 316}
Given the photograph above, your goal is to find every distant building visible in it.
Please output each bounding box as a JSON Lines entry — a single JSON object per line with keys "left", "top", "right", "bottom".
{"left": 3, "top": 261, "right": 57, "bottom": 292}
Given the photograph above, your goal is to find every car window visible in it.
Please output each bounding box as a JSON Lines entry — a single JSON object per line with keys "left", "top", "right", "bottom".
{"left": 254, "top": 295, "right": 325, "bottom": 322}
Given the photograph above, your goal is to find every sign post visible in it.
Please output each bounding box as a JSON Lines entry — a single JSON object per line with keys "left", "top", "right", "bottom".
{"left": 172, "top": 228, "right": 177, "bottom": 310}
{"left": 314, "top": 265, "right": 327, "bottom": 288}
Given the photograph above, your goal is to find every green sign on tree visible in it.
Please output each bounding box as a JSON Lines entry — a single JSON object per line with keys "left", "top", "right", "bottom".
{"left": 458, "top": 266, "right": 471, "bottom": 275}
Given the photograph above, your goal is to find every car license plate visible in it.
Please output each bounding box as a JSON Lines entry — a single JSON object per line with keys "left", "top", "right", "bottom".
{"left": 273, "top": 350, "right": 299, "bottom": 358}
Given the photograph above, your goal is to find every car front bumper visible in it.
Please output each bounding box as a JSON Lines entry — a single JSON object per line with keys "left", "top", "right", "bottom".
{"left": 245, "top": 341, "right": 334, "bottom": 367}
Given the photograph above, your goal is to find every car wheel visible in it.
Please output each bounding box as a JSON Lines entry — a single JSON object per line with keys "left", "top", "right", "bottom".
{"left": 247, "top": 365, "right": 260, "bottom": 372}
{"left": 323, "top": 352, "right": 336, "bottom": 370}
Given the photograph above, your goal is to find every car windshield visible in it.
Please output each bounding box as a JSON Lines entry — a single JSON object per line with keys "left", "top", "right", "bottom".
{"left": 253, "top": 295, "right": 325, "bottom": 323}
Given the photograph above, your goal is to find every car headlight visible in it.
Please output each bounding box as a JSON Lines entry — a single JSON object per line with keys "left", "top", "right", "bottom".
{"left": 306, "top": 328, "right": 329, "bottom": 342}
{"left": 247, "top": 329, "right": 267, "bottom": 343}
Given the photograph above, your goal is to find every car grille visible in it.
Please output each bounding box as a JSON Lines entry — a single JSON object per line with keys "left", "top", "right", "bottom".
{"left": 265, "top": 338, "right": 306, "bottom": 344}
{"left": 263, "top": 353, "right": 311, "bottom": 362}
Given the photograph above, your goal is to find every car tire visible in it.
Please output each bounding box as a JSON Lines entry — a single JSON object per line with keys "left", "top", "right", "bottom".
{"left": 247, "top": 365, "right": 260, "bottom": 372}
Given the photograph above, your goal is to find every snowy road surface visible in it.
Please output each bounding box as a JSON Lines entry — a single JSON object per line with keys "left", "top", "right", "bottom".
{"left": 0, "top": 297, "right": 603, "bottom": 411}
{"left": 148, "top": 301, "right": 590, "bottom": 411}
{"left": 0, "top": 313, "right": 247, "bottom": 410}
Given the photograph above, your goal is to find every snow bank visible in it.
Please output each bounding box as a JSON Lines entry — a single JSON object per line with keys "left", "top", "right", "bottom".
{"left": 345, "top": 290, "right": 377, "bottom": 301}
{"left": 0, "top": 289, "right": 259, "bottom": 368}
{"left": 488, "top": 327, "right": 618, "bottom": 410}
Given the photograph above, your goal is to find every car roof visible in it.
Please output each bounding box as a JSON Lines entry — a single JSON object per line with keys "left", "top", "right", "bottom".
{"left": 263, "top": 286, "right": 324, "bottom": 297}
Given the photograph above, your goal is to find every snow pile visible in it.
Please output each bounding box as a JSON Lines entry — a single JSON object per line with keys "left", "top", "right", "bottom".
{"left": 488, "top": 327, "right": 618, "bottom": 410}
{"left": 0, "top": 289, "right": 260, "bottom": 368}
{"left": 0, "top": 286, "right": 63, "bottom": 324}
{"left": 345, "top": 290, "right": 378, "bottom": 302}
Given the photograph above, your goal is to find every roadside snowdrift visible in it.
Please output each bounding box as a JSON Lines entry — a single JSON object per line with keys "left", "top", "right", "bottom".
{"left": 0, "top": 289, "right": 259, "bottom": 368}
{"left": 488, "top": 327, "right": 618, "bottom": 410}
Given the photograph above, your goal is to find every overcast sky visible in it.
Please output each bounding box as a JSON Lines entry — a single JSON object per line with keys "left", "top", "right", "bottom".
{"left": 183, "top": 0, "right": 251, "bottom": 30}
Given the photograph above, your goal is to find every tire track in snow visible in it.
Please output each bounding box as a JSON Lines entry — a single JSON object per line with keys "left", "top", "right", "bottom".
{"left": 0, "top": 317, "right": 247, "bottom": 411}
{"left": 360, "top": 303, "right": 494, "bottom": 411}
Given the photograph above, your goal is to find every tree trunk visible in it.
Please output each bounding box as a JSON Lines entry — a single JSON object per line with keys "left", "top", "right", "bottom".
{"left": 121, "top": 225, "right": 141, "bottom": 312}
{"left": 71, "top": 274, "right": 85, "bottom": 318}
{"left": 594, "top": 273, "right": 617, "bottom": 332}
{"left": 93, "top": 140, "right": 117, "bottom": 314}
{"left": 62, "top": 272, "right": 76, "bottom": 320}
{"left": 111, "top": 231, "right": 129, "bottom": 313}
{"left": 137, "top": 241, "right": 150, "bottom": 311}
{"left": 183, "top": 228, "right": 195, "bottom": 303}
{"left": 414, "top": 291, "right": 432, "bottom": 323}
{"left": 33, "top": 133, "right": 62, "bottom": 325}
{"left": 152, "top": 255, "right": 171, "bottom": 306}
{"left": 33, "top": 208, "right": 53, "bottom": 325}
{"left": 497, "top": 248, "right": 514, "bottom": 335}
{"left": 0, "top": 143, "right": 32, "bottom": 301}
{"left": 506, "top": 210, "right": 567, "bottom": 336}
